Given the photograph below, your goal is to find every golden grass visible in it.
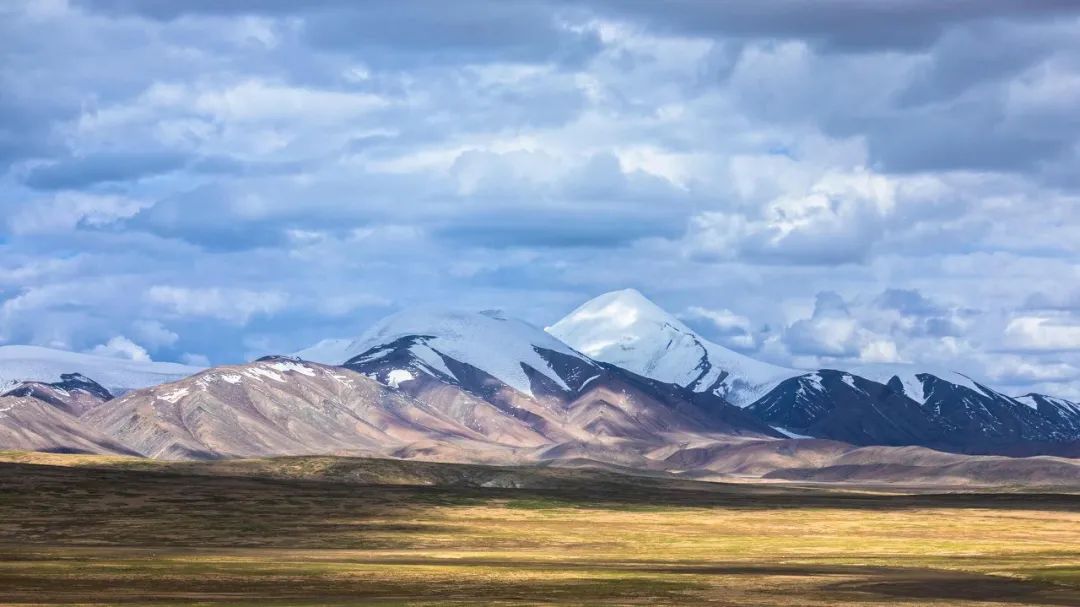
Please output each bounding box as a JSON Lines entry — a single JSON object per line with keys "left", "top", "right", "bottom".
{"left": 0, "top": 453, "right": 1076, "bottom": 605}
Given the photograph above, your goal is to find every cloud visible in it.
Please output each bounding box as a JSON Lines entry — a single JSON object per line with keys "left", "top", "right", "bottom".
{"left": 984, "top": 355, "right": 1080, "bottom": 384}
{"left": 874, "top": 288, "right": 967, "bottom": 337}
{"left": 588, "top": 0, "right": 1077, "bottom": 52}
{"left": 6, "top": 193, "right": 150, "bottom": 235}
{"left": 77, "top": 0, "right": 603, "bottom": 66}
{"left": 1004, "top": 315, "right": 1080, "bottom": 352}
{"left": 132, "top": 319, "right": 179, "bottom": 349}
{"left": 88, "top": 335, "right": 151, "bottom": 361}
{"left": 876, "top": 288, "right": 942, "bottom": 316}
{"left": 0, "top": 0, "right": 1077, "bottom": 399}
{"left": 681, "top": 306, "right": 757, "bottom": 350}
{"left": 782, "top": 291, "right": 907, "bottom": 363}
{"left": 784, "top": 292, "right": 861, "bottom": 357}
{"left": 686, "top": 169, "right": 897, "bottom": 264}
{"left": 21, "top": 151, "right": 188, "bottom": 190}
{"left": 146, "top": 286, "right": 289, "bottom": 324}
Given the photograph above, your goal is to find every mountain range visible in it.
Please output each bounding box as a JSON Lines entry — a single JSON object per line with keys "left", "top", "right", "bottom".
{"left": 0, "top": 289, "right": 1077, "bottom": 483}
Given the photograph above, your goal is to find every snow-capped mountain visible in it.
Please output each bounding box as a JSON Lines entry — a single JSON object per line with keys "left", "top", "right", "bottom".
{"left": 747, "top": 370, "right": 952, "bottom": 447}
{"left": 2, "top": 288, "right": 1077, "bottom": 465}
{"left": 547, "top": 289, "right": 796, "bottom": 406}
{"left": 1016, "top": 393, "right": 1080, "bottom": 437}
{"left": 545, "top": 290, "right": 1080, "bottom": 456}
{"left": 293, "top": 338, "right": 353, "bottom": 365}
{"left": 746, "top": 367, "right": 1080, "bottom": 456}
{"left": 2, "top": 373, "right": 114, "bottom": 416}
{"left": 82, "top": 357, "right": 508, "bottom": 460}
{"left": 343, "top": 307, "right": 598, "bottom": 397}
{"left": 0, "top": 345, "right": 201, "bottom": 396}
{"left": 84, "top": 345, "right": 776, "bottom": 463}
{"left": 302, "top": 306, "right": 779, "bottom": 446}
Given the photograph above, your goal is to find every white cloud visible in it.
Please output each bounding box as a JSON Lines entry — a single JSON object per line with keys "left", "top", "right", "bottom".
{"left": 859, "top": 339, "right": 902, "bottom": 363}
{"left": 783, "top": 291, "right": 907, "bottom": 364}
{"left": 681, "top": 306, "right": 757, "bottom": 349}
{"left": 683, "top": 306, "right": 752, "bottom": 332}
{"left": 984, "top": 355, "right": 1080, "bottom": 384}
{"left": 132, "top": 320, "right": 179, "bottom": 348}
{"left": 146, "top": 286, "right": 288, "bottom": 324}
{"left": 7, "top": 193, "right": 149, "bottom": 235}
{"left": 1004, "top": 315, "right": 1080, "bottom": 351}
{"left": 685, "top": 169, "right": 898, "bottom": 264}
{"left": 88, "top": 336, "right": 151, "bottom": 362}
{"left": 73, "top": 79, "right": 389, "bottom": 158}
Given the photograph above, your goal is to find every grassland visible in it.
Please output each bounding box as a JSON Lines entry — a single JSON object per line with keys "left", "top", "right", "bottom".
{"left": 0, "top": 452, "right": 1077, "bottom": 606}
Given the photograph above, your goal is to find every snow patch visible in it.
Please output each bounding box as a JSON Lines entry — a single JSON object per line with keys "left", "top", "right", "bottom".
{"left": 268, "top": 361, "right": 316, "bottom": 377}
{"left": 244, "top": 367, "right": 285, "bottom": 383}
{"left": 386, "top": 369, "right": 414, "bottom": 388}
{"left": 158, "top": 387, "right": 190, "bottom": 403}
{"left": 772, "top": 426, "right": 814, "bottom": 439}
{"left": 839, "top": 373, "right": 868, "bottom": 396}
{"left": 851, "top": 363, "right": 982, "bottom": 404}
{"left": 578, "top": 374, "right": 601, "bottom": 391}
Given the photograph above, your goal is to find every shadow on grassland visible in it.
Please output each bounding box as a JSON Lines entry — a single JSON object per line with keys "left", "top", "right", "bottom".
{"left": 2, "top": 549, "right": 1078, "bottom": 606}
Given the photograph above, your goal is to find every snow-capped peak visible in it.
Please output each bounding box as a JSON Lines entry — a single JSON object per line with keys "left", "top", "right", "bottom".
{"left": 297, "top": 306, "right": 594, "bottom": 397}
{"left": 547, "top": 289, "right": 795, "bottom": 406}
{"left": 1016, "top": 393, "right": 1080, "bottom": 414}
{"left": 293, "top": 338, "right": 353, "bottom": 364}
{"left": 849, "top": 363, "right": 987, "bottom": 405}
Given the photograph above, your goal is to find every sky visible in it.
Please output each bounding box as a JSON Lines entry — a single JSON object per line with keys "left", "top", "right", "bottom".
{"left": 1, "top": 0, "right": 1079, "bottom": 398}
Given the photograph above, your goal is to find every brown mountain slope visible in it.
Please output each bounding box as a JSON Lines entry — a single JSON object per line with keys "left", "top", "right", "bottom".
{"left": 0, "top": 397, "right": 138, "bottom": 456}
{"left": 80, "top": 355, "right": 773, "bottom": 465}
{"left": 81, "top": 358, "right": 516, "bottom": 460}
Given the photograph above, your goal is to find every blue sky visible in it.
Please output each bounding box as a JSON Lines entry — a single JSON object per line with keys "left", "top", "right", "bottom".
{"left": 2, "top": 0, "right": 1079, "bottom": 398}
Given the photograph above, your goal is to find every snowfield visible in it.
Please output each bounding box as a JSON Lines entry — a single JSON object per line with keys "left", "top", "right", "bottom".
{"left": 0, "top": 345, "right": 202, "bottom": 395}
{"left": 547, "top": 289, "right": 797, "bottom": 406}
{"left": 296, "top": 307, "right": 595, "bottom": 397}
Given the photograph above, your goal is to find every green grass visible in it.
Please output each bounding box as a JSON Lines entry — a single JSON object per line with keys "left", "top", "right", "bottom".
{"left": 0, "top": 453, "right": 1077, "bottom": 605}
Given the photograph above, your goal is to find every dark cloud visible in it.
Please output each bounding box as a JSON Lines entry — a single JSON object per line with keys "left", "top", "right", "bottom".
{"left": 585, "top": 0, "right": 1079, "bottom": 51}
{"left": 123, "top": 186, "right": 292, "bottom": 251}
{"left": 22, "top": 152, "right": 189, "bottom": 190}
{"left": 74, "top": 0, "right": 337, "bottom": 18}
{"left": 435, "top": 209, "right": 682, "bottom": 249}
{"left": 302, "top": 3, "right": 601, "bottom": 68}
{"left": 80, "top": 0, "right": 1080, "bottom": 53}
{"left": 863, "top": 107, "right": 1070, "bottom": 173}
{"left": 79, "top": 0, "right": 602, "bottom": 67}
{"left": 877, "top": 288, "right": 943, "bottom": 316}
{"left": 894, "top": 22, "right": 1059, "bottom": 107}
{"left": 0, "top": 93, "right": 68, "bottom": 170}
{"left": 876, "top": 289, "right": 966, "bottom": 338}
